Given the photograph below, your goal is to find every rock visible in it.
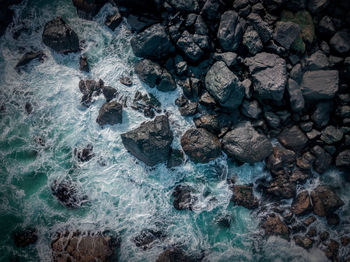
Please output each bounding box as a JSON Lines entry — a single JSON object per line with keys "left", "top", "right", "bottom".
{"left": 232, "top": 185, "right": 259, "bottom": 209}
{"left": 241, "top": 100, "right": 262, "bottom": 119}
{"left": 15, "top": 51, "right": 45, "bottom": 69}
{"left": 72, "top": 0, "right": 108, "bottom": 19}
{"left": 303, "top": 216, "right": 316, "bottom": 226}
{"left": 336, "top": 150, "right": 350, "bottom": 168}
{"left": 306, "top": 129, "right": 320, "bottom": 140}
{"left": 217, "top": 10, "right": 243, "bottom": 52}
{"left": 243, "top": 26, "right": 263, "bottom": 55}
{"left": 278, "top": 126, "right": 308, "bottom": 153}
{"left": 326, "top": 213, "right": 340, "bottom": 226}
{"left": 131, "top": 91, "right": 161, "bottom": 118}
{"left": 329, "top": 30, "right": 350, "bottom": 54}
{"left": 300, "top": 70, "right": 339, "bottom": 101}
{"left": 176, "top": 31, "right": 204, "bottom": 62}
{"left": 121, "top": 115, "right": 173, "bottom": 166}
{"left": 74, "top": 144, "right": 95, "bottom": 162}
{"left": 201, "top": 0, "right": 220, "bottom": 20}
{"left": 120, "top": 76, "right": 132, "bottom": 87}
{"left": 222, "top": 122, "right": 273, "bottom": 164}
{"left": 262, "top": 213, "right": 289, "bottom": 239}
{"left": 264, "top": 112, "right": 281, "bottom": 129}
{"left": 12, "top": 228, "right": 38, "bottom": 247}
{"left": 305, "top": 50, "right": 329, "bottom": 71}
{"left": 199, "top": 92, "right": 216, "bottom": 107}
{"left": 296, "top": 152, "right": 315, "bottom": 170}
{"left": 126, "top": 14, "right": 160, "bottom": 33}
{"left": 51, "top": 178, "right": 88, "bottom": 208}
{"left": 204, "top": 61, "right": 244, "bottom": 110}
{"left": 291, "top": 191, "right": 312, "bottom": 215}
{"left": 311, "top": 101, "right": 333, "bottom": 129}
{"left": 156, "top": 248, "right": 194, "bottom": 262}
{"left": 25, "top": 102, "right": 33, "bottom": 114}
{"left": 311, "top": 185, "right": 344, "bottom": 217}
{"left": 247, "top": 13, "right": 273, "bottom": 44}
{"left": 324, "top": 239, "right": 339, "bottom": 261}
{"left": 341, "top": 236, "right": 350, "bottom": 246}
{"left": 213, "top": 52, "right": 238, "bottom": 68}
{"left": 181, "top": 128, "right": 221, "bottom": 163}
{"left": 130, "top": 23, "right": 174, "bottom": 60}
{"left": 78, "top": 79, "right": 103, "bottom": 107}
{"left": 167, "top": 149, "right": 184, "bottom": 168}
{"left": 299, "top": 122, "right": 313, "bottom": 133}
{"left": 287, "top": 79, "right": 304, "bottom": 113}
{"left": 134, "top": 229, "right": 165, "bottom": 249}
{"left": 96, "top": 101, "right": 123, "bottom": 126}
{"left": 311, "top": 145, "right": 332, "bottom": 174}
{"left": 294, "top": 235, "right": 313, "bottom": 249}
{"left": 79, "top": 55, "right": 89, "bottom": 72}
{"left": 245, "top": 52, "right": 287, "bottom": 102}
{"left": 265, "top": 176, "right": 296, "bottom": 199}
{"left": 306, "top": 227, "right": 317, "bottom": 238}
{"left": 102, "top": 86, "right": 118, "bottom": 102}
{"left": 134, "top": 59, "right": 176, "bottom": 92}
{"left": 51, "top": 231, "right": 117, "bottom": 262}
{"left": 104, "top": 8, "right": 122, "bottom": 30}
{"left": 320, "top": 231, "right": 329, "bottom": 241}
{"left": 172, "top": 185, "right": 197, "bottom": 211}
{"left": 307, "top": 0, "right": 329, "bottom": 13}
{"left": 273, "top": 21, "right": 300, "bottom": 50}
{"left": 320, "top": 126, "right": 343, "bottom": 144}
{"left": 179, "top": 101, "right": 198, "bottom": 116}
{"left": 42, "top": 17, "right": 80, "bottom": 53}
{"left": 194, "top": 114, "right": 231, "bottom": 134}
{"left": 290, "top": 64, "right": 303, "bottom": 84}
{"left": 266, "top": 146, "right": 296, "bottom": 176}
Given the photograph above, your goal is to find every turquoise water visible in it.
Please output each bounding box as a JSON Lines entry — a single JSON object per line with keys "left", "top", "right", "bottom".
{"left": 0, "top": 1, "right": 348, "bottom": 261}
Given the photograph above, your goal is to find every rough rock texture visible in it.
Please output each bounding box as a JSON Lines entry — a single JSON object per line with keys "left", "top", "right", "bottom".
{"left": 311, "top": 101, "right": 333, "bottom": 128}
{"left": 102, "top": 86, "right": 117, "bottom": 102}
{"left": 311, "top": 186, "right": 344, "bottom": 217}
{"left": 177, "top": 31, "right": 204, "bottom": 62}
{"left": 79, "top": 79, "right": 103, "bottom": 107}
{"left": 12, "top": 228, "right": 38, "bottom": 248}
{"left": 291, "top": 191, "right": 312, "bottom": 215}
{"left": 96, "top": 101, "right": 123, "bottom": 126}
{"left": 243, "top": 26, "right": 263, "bottom": 55}
{"left": 320, "top": 126, "right": 343, "bottom": 144}
{"left": 222, "top": 122, "right": 273, "bottom": 163}
{"left": 247, "top": 13, "right": 273, "bottom": 43}
{"left": 104, "top": 8, "right": 122, "bottom": 30}
{"left": 241, "top": 100, "right": 262, "bottom": 119}
{"left": 172, "top": 185, "right": 197, "bottom": 211}
{"left": 329, "top": 30, "right": 350, "bottom": 55}
{"left": 232, "top": 185, "right": 259, "bottom": 209}
{"left": 74, "top": 144, "right": 94, "bottom": 162}
{"left": 273, "top": 21, "right": 300, "bottom": 50}
{"left": 217, "top": 10, "right": 243, "bottom": 52}
{"left": 245, "top": 52, "right": 287, "bottom": 102}
{"left": 15, "top": 51, "right": 45, "bottom": 69}
{"left": 205, "top": 61, "right": 244, "bottom": 110}
{"left": 262, "top": 213, "right": 289, "bottom": 239}
{"left": 42, "top": 17, "right": 80, "bottom": 53}
{"left": 79, "top": 55, "right": 89, "bottom": 72}
{"left": 311, "top": 145, "right": 332, "bottom": 174}
{"left": 181, "top": 128, "right": 221, "bottom": 163}
{"left": 134, "top": 229, "right": 165, "bottom": 249}
{"left": 287, "top": 79, "right": 304, "bottom": 113}
{"left": 121, "top": 115, "right": 173, "bottom": 166}
{"left": 278, "top": 126, "right": 308, "bottom": 153}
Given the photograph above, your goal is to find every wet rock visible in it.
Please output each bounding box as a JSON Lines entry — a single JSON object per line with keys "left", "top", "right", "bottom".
{"left": 311, "top": 185, "right": 344, "bottom": 217}
{"left": 294, "top": 235, "right": 313, "bottom": 249}
{"left": 305, "top": 50, "right": 329, "bottom": 71}
{"left": 278, "top": 126, "right": 308, "bottom": 153}
{"left": 326, "top": 213, "right": 340, "bottom": 226}
{"left": 223, "top": 122, "right": 273, "bottom": 164}
{"left": 42, "top": 17, "right": 80, "bottom": 53}
{"left": 130, "top": 23, "right": 174, "bottom": 60}
{"left": 120, "top": 76, "right": 132, "bottom": 87}
{"left": 232, "top": 185, "right": 259, "bottom": 209}
{"left": 308, "top": 0, "right": 329, "bottom": 13}
{"left": 329, "top": 30, "right": 350, "bottom": 55}
{"left": 320, "top": 126, "right": 343, "bottom": 144}
{"left": 121, "top": 115, "right": 173, "bottom": 166}
{"left": 311, "top": 101, "right": 333, "bottom": 129}
{"left": 131, "top": 91, "right": 161, "bottom": 118}
{"left": 104, "top": 8, "right": 122, "bottom": 30}
{"left": 177, "top": 31, "right": 204, "bottom": 62}
{"left": 199, "top": 92, "right": 216, "bottom": 107}
{"left": 134, "top": 59, "right": 176, "bottom": 92}
{"left": 181, "top": 128, "right": 221, "bottom": 163}
{"left": 303, "top": 216, "right": 316, "bottom": 226}
{"left": 324, "top": 239, "right": 339, "bottom": 261}
{"left": 341, "top": 236, "right": 350, "bottom": 246}
{"left": 290, "top": 168, "right": 310, "bottom": 183}
{"left": 262, "top": 213, "right": 289, "bottom": 239}
{"left": 179, "top": 101, "right": 198, "bottom": 116}
{"left": 102, "top": 86, "right": 118, "bottom": 102}
{"left": 78, "top": 79, "right": 103, "bottom": 107}
{"left": 336, "top": 150, "right": 350, "bottom": 168}
{"left": 311, "top": 145, "right": 332, "bottom": 174}
{"left": 167, "top": 149, "right": 184, "bottom": 168}
{"left": 12, "top": 228, "right": 38, "bottom": 248}
{"left": 299, "top": 122, "right": 313, "bottom": 133}
{"left": 300, "top": 70, "right": 339, "bottom": 101}
{"left": 96, "top": 101, "right": 123, "bottom": 126}
{"left": 306, "top": 227, "right": 317, "bottom": 238}
{"left": 172, "top": 185, "right": 197, "bottom": 211}
{"left": 74, "top": 144, "right": 95, "bottom": 162}
{"left": 25, "top": 102, "right": 33, "bottom": 114}
{"left": 79, "top": 55, "right": 89, "bottom": 72}
{"left": 320, "top": 231, "right": 329, "bottom": 241}
{"left": 273, "top": 21, "right": 300, "bottom": 50}
{"left": 287, "top": 79, "right": 304, "bottom": 113}
{"left": 266, "top": 146, "right": 296, "bottom": 176}
{"left": 217, "top": 10, "right": 243, "bottom": 52}
{"left": 247, "top": 13, "right": 273, "bottom": 44}
{"left": 72, "top": 0, "right": 108, "bottom": 19}
{"left": 15, "top": 51, "right": 45, "bottom": 69}
{"left": 134, "top": 229, "right": 165, "bottom": 249}
{"left": 264, "top": 112, "right": 281, "bottom": 129}
{"left": 296, "top": 152, "right": 315, "bottom": 170}
{"left": 291, "top": 191, "right": 312, "bottom": 215}
{"left": 156, "top": 247, "right": 195, "bottom": 262}
{"left": 51, "top": 179, "right": 88, "bottom": 208}
{"left": 266, "top": 176, "right": 296, "bottom": 199}
{"left": 245, "top": 52, "right": 287, "bottom": 102}
{"left": 241, "top": 100, "right": 262, "bottom": 119}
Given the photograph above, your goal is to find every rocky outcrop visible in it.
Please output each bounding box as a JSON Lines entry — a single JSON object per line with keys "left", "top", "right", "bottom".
{"left": 311, "top": 186, "right": 344, "bottom": 217}
{"left": 78, "top": 79, "right": 103, "bottom": 107}
{"left": 15, "top": 51, "right": 45, "bottom": 69}
{"left": 222, "top": 122, "right": 273, "bottom": 163}
{"left": 104, "top": 8, "right": 122, "bottom": 30}
{"left": 42, "top": 17, "right": 80, "bottom": 53}
{"left": 181, "top": 128, "right": 221, "bottom": 163}
{"left": 134, "top": 229, "right": 165, "bottom": 250}
{"left": 231, "top": 185, "right": 259, "bottom": 209}
{"left": 121, "top": 115, "right": 173, "bottom": 166}
{"left": 51, "top": 179, "right": 88, "bottom": 208}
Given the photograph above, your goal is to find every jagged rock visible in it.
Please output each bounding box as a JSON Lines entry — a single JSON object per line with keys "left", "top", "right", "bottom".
{"left": 318, "top": 16, "right": 335, "bottom": 37}
{"left": 326, "top": 213, "right": 340, "bottom": 226}
{"left": 96, "top": 101, "right": 122, "bottom": 126}
{"left": 176, "top": 31, "right": 204, "bottom": 62}
{"left": 324, "top": 239, "right": 340, "bottom": 261}
{"left": 102, "top": 86, "right": 117, "bottom": 102}
{"left": 12, "top": 228, "right": 38, "bottom": 248}
{"left": 181, "top": 128, "right": 221, "bottom": 163}
{"left": 167, "top": 0, "right": 199, "bottom": 12}
{"left": 247, "top": 13, "right": 273, "bottom": 43}
{"left": 320, "top": 126, "right": 343, "bottom": 144}
{"left": 104, "top": 8, "right": 122, "bottom": 30}
{"left": 329, "top": 30, "right": 350, "bottom": 55}
{"left": 134, "top": 229, "right": 165, "bottom": 249}
{"left": 311, "top": 101, "right": 333, "bottom": 129}
{"left": 307, "top": 0, "right": 329, "bottom": 13}
{"left": 74, "top": 144, "right": 95, "bottom": 162}
{"left": 205, "top": 61, "right": 244, "bottom": 110}
{"left": 232, "top": 185, "right": 259, "bottom": 209}
{"left": 305, "top": 50, "right": 329, "bottom": 71}
{"left": 199, "top": 92, "right": 216, "bottom": 107}
{"left": 217, "top": 10, "right": 243, "bottom": 52}
{"left": 311, "top": 185, "right": 344, "bottom": 217}
{"left": 241, "top": 100, "right": 262, "bottom": 119}
{"left": 300, "top": 70, "right": 339, "bottom": 101}
{"left": 262, "top": 214, "right": 289, "bottom": 239}
{"left": 291, "top": 191, "right": 312, "bottom": 215}
{"left": 266, "top": 146, "right": 296, "bottom": 176}
{"left": 156, "top": 247, "right": 195, "bottom": 262}
{"left": 15, "top": 51, "right": 45, "bottom": 69}
{"left": 172, "top": 185, "right": 197, "bottom": 211}
{"left": 131, "top": 91, "right": 161, "bottom": 118}
{"left": 78, "top": 79, "right": 103, "bottom": 107}
{"left": 42, "top": 17, "right": 80, "bottom": 53}
{"left": 79, "top": 55, "right": 89, "bottom": 72}
{"left": 277, "top": 126, "right": 308, "bottom": 153}
{"left": 287, "top": 79, "right": 304, "bottom": 113}
{"left": 51, "top": 178, "right": 88, "bottom": 208}
{"left": 266, "top": 176, "right": 296, "bottom": 199}
{"left": 296, "top": 152, "right": 315, "bottom": 170}
{"left": 336, "top": 150, "right": 350, "bottom": 168}
{"left": 135, "top": 59, "right": 176, "bottom": 92}
{"left": 222, "top": 122, "right": 273, "bottom": 163}
{"left": 311, "top": 145, "right": 332, "bottom": 174}
{"left": 300, "top": 122, "right": 313, "bottom": 132}
{"left": 167, "top": 149, "right": 184, "bottom": 168}
{"left": 243, "top": 26, "right": 263, "bottom": 55}
{"left": 273, "top": 21, "right": 300, "bottom": 50}
{"left": 72, "top": 0, "right": 108, "bottom": 19}
{"left": 213, "top": 52, "right": 237, "bottom": 68}
{"left": 25, "top": 102, "right": 33, "bottom": 114}
{"left": 201, "top": 0, "right": 220, "bottom": 20}
{"left": 290, "top": 64, "right": 303, "bottom": 83}
{"left": 294, "top": 235, "right": 313, "bottom": 249}
{"left": 130, "top": 23, "right": 174, "bottom": 60}
{"left": 121, "top": 115, "right": 173, "bottom": 166}
{"left": 179, "top": 101, "right": 198, "bottom": 116}
{"left": 245, "top": 52, "right": 287, "bottom": 102}
{"left": 120, "top": 76, "right": 132, "bottom": 87}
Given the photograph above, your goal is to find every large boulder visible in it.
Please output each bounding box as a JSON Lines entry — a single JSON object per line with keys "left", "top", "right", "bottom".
{"left": 273, "top": 21, "right": 300, "bottom": 50}
{"left": 277, "top": 126, "right": 308, "bottom": 153}
{"left": 130, "top": 23, "right": 175, "bottom": 60}
{"left": 167, "top": 0, "right": 199, "bottom": 13}
{"left": 300, "top": 70, "right": 339, "bottom": 101}
{"left": 217, "top": 10, "right": 243, "bottom": 52}
{"left": 232, "top": 185, "right": 259, "bottom": 209}
{"left": 291, "top": 191, "right": 312, "bottom": 215}
{"left": 245, "top": 52, "right": 287, "bottom": 102}
{"left": 262, "top": 213, "right": 289, "bottom": 239}
{"left": 329, "top": 30, "right": 350, "bottom": 55}
{"left": 121, "top": 115, "right": 173, "bottom": 166}
{"left": 311, "top": 185, "right": 344, "bottom": 217}
{"left": 42, "top": 17, "right": 80, "bottom": 53}
{"left": 222, "top": 122, "right": 273, "bottom": 163}
{"left": 181, "top": 128, "right": 221, "bottom": 163}
{"left": 134, "top": 59, "right": 176, "bottom": 92}
{"left": 176, "top": 31, "right": 204, "bottom": 62}
{"left": 205, "top": 61, "right": 244, "bottom": 110}
{"left": 96, "top": 101, "right": 123, "bottom": 126}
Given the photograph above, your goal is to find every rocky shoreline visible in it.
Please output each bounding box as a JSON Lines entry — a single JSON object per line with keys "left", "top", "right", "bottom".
{"left": 3, "top": 0, "right": 350, "bottom": 261}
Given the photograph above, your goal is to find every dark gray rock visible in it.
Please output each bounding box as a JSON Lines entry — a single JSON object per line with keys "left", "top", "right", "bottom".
{"left": 121, "top": 115, "right": 173, "bottom": 166}
{"left": 311, "top": 185, "right": 344, "bottom": 217}
{"left": 318, "top": 16, "right": 336, "bottom": 37}
{"left": 74, "top": 144, "right": 95, "bottom": 162}
{"left": 134, "top": 229, "right": 165, "bottom": 249}
{"left": 264, "top": 112, "right": 281, "bottom": 129}
{"left": 241, "top": 100, "right": 262, "bottom": 119}
{"left": 176, "top": 31, "right": 204, "bottom": 62}
{"left": 243, "top": 26, "right": 263, "bottom": 55}
{"left": 305, "top": 51, "right": 329, "bottom": 71}
{"left": 194, "top": 16, "right": 208, "bottom": 35}
{"left": 12, "top": 227, "right": 38, "bottom": 248}
{"left": 278, "top": 126, "right": 308, "bottom": 153}
{"left": 205, "top": 61, "right": 244, "bottom": 110}
{"left": 300, "top": 122, "right": 313, "bottom": 132}
{"left": 167, "top": 149, "right": 184, "bottom": 168}
{"left": 300, "top": 70, "right": 339, "bottom": 101}
{"left": 193, "top": 34, "right": 210, "bottom": 51}
{"left": 336, "top": 150, "right": 350, "bottom": 168}
{"left": 78, "top": 79, "right": 103, "bottom": 107}
{"left": 287, "top": 79, "right": 304, "bottom": 113}
{"left": 15, "top": 51, "right": 45, "bottom": 69}
{"left": 130, "top": 23, "right": 175, "bottom": 60}
{"left": 181, "top": 128, "right": 221, "bottom": 163}
{"left": 245, "top": 52, "right": 287, "bottom": 102}
{"left": 247, "top": 13, "right": 273, "bottom": 43}
{"left": 134, "top": 59, "right": 176, "bottom": 92}
{"left": 222, "top": 122, "right": 273, "bottom": 163}
{"left": 308, "top": 0, "right": 329, "bottom": 14}
{"left": 273, "top": 21, "right": 300, "bottom": 50}
{"left": 233, "top": 0, "right": 249, "bottom": 10}
{"left": 311, "top": 101, "right": 333, "bottom": 128}
{"left": 232, "top": 185, "right": 259, "bottom": 209}
{"left": 201, "top": 0, "right": 220, "bottom": 20}
{"left": 320, "top": 126, "right": 343, "bottom": 144}
{"left": 96, "top": 101, "right": 123, "bottom": 126}
{"left": 290, "top": 63, "right": 303, "bottom": 84}
{"left": 179, "top": 101, "right": 198, "bottom": 116}
{"left": 311, "top": 145, "right": 332, "bottom": 174}
{"left": 167, "top": 0, "right": 199, "bottom": 13}
{"left": 329, "top": 30, "right": 350, "bottom": 55}
{"left": 217, "top": 10, "right": 243, "bottom": 52}
{"left": 213, "top": 52, "right": 238, "bottom": 67}
{"left": 296, "top": 151, "right": 315, "bottom": 170}
{"left": 51, "top": 178, "right": 87, "bottom": 208}
{"left": 42, "top": 17, "right": 80, "bottom": 53}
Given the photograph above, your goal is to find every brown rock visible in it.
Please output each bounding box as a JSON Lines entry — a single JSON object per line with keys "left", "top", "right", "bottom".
{"left": 277, "top": 126, "right": 308, "bottom": 153}
{"left": 303, "top": 216, "right": 316, "bottom": 226}
{"left": 294, "top": 235, "right": 313, "bottom": 249}
{"left": 311, "top": 185, "right": 344, "bottom": 217}
{"left": 232, "top": 185, "right": 259, "bottom": 209}
{"left": 324, "top": 239, "right": 339, "bottom": 261}
{"left": 291, "top": 191, "right": 312, "bottom": 215}
{"left": 262, "top": 213, "right": 289, "bottom": 239}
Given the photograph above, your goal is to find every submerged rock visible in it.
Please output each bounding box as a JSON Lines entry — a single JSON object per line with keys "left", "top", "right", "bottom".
{"left": 74, "top": 144, "right": 95, "bottom": 162}
{"left": 172, "top": 185, "right": 197, "bottom": 211}
{"left": 96, "top": 101, "right": 123, "bottom": 126}
{"left": 277, "top": 126, "right": 308, "bottom": 153}
{"left": 134, "top": 229, "right": 165, "bottom": 250}
{"left": 311, "top": 186, "right": 344, "bottom": 217}
{"left": 12, "top": 228, "right": 38, "bottom": 248}
{"left": 51, "top": 179, "right": 88, "bottom": 208}
{"left": 42, "top": 17, "right": 80, "bottom": 53}
{"left": 121, "top": 115, "right": 173, "bottom": 166}
{"left": 167, "top": 149, "right": 184, "bottom": 168}
{"left": 15, "top": 51, "right": 45, "bottom": 69}
{"left": 79, "top": 55, "right": 89, "bottom": 72}
{"left": 72, "top": 0, "right": 108, "bottom": 19}
{"left": 231, "top": 185, "right": 259, "bottom": 209}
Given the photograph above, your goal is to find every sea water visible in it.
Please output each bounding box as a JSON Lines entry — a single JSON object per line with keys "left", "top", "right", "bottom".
{"left": 0, "top": 1, "right": 348, "bottom": 261}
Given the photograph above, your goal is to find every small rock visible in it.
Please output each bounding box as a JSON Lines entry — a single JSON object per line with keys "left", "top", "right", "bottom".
{"left": 247, "top": 13, "right": 273, "bottom": 43}
{"left": 179, "top": 101, "right": 198, "bottom": 116}
{"left": 25, "top": 102, "right": 33, "bottom": 114}
{"left": 320, "top": 126, "right": 343, "bottom": 144}
{"left": 305, "top": 50, "right": 329, "bottom": 71}
{"left": 102, "top": 86, "right": 118, "bottom": 102}
{"left": 311, "top": 145, "right": 332, "bottom": 174}
{"left": 241, "top": 100, "right": 262, "bottom": 119}
{"left": 79, "top": 55, "right": 89, "bottom": 72}
{"left": 311, "top": 185, "right": 344, "bottom": 217}
{"left": 335, "top": 150, "right": 350, "bottom": 168}
{"left": 15, "top": 51, "right": 45, "bottom": 69}
{"left": 172, "top": 185, "right": 197, "bottom": 211}
{"left": 291, "top": 191, "right": 312, "bottom": 215}
{"left": 303, "top": 216, "right": 316, "bottom": 226}
{"left": 311, "top": 101, "right": 333, "bottom": 129}
{"left": 296, "top": 152, "right": 315, "bottom": 170}
{"left": 176, "top": 31, "right": 204, "bottom": 62}
{"left": 12, "top": 228, "right": 38, "bottom": 248}
{"left": 104, "top": 8, "right": 122, "bottom": 30}
{"left": 51, "top": 179, "right": 88, "bottom": 208}
{"left": 277, "top": 126, "right": 308, "bottom": 153}
{"left": 294, "top": 235, "right": 313, "bottom": 249}
{"left": 326, "top": 213, "right": 340, "bottom": 226}
{"left": 287, "top": 78, "right": 304, "bottom": 113}
{"left": 232, "top": 184, "right": 259, "bottom": 209}
{"left": 96, "top": 101, "right": 123, "bottom": 126}
{"left": 243, "top": 26, "right": 263, "bottom": 55}
{"left": 134, "top": 229, "right": 165, "bottom": 249}
{"left": 120, "top": 76, "right": 132, "bottom": 87}
{"left": 167, "top": 149, "right": 184, "bottom": 168}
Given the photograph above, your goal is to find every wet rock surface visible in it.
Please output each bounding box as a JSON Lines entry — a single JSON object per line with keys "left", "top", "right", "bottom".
{"left": 12, "top": 228, "right": 38, "bottom": 248}
{"left": 231, "top": 185, "right": 259, "bottom": 209}
{"left": 96, "top": 101, "right": 123, "bottom": 126}
{"left": 51, "top": 179, "right": 88, "bottom": 208}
